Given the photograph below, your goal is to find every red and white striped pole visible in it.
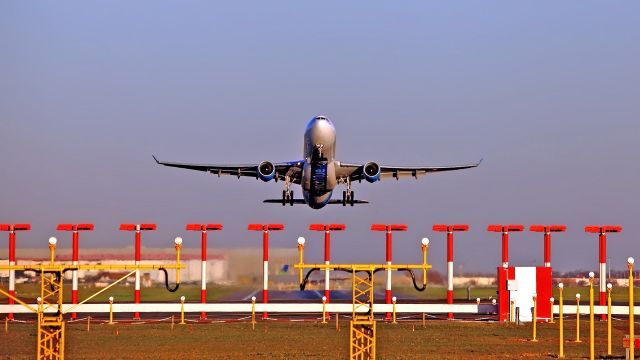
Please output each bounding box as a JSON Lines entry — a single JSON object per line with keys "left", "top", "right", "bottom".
{"left": 433, "top": 224, "right": 469, "bottom": 320}
{"left": 57, "top": 224, "right": 94, "bottom": 320}
{"left": 529, "top": 225, "right": 566, "bottom": 268}
{"left": 186, "top": 224, "right": 223, "bottom": 320}
{"left": 248, "top": 224, "right": 284, "bottom": 320}
{"left": 120, "top": 223, "right": 156, "bottom": 320}
{"left": 585, "top": 225, "right": 622, "bottom": 320}
{"left": 372, "top": 224, "right": 407, "bottom": 321}
{"left": 309, "top": 224, "right": 346, "bottom": 317}
{"left": 0, "top": 224, "right": 30, "bottom": 321}
{"left": 488, "top": 224, "right": 524, "bottom": 269}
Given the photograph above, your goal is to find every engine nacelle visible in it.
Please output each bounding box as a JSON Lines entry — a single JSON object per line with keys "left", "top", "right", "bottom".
{"left": 258, "top": 161, "right": 276, "bottom": 182}
{"left": 363, "top": 161, "right": 381, "bottom": 183}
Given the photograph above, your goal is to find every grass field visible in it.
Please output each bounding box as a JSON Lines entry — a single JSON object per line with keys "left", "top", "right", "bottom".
{"left": 0, "top": 316, "right": 633, "bottom": 359}
{"left": 5, "top": 283, "right": 241, "bottom": 303}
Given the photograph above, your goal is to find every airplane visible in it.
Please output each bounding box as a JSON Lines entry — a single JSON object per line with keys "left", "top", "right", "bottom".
{"left": 153, "top": 116, "right": 480, "bottom": 209}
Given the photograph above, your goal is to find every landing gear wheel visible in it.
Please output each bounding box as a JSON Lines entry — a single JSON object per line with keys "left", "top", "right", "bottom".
{"left": 342, "top": 191, "right": 347, "bottom": 206}
{"left": 289, "top": 190, "right": 294, "bottom": 206}
{"left": 350, "top": 191, "right": 355, "bottom": 206}
{"left": 282, "top": 190, "right": 287, "bottom": 206}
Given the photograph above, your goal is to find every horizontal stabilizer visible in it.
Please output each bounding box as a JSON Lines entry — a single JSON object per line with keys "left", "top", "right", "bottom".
{"left": 263, "top": 199, "right": 369, "bottom": 205}
{"left": 263, "top": 199, "right": 307, "bottom": 204}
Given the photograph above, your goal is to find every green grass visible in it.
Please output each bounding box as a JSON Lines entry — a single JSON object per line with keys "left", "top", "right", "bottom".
{"left": 7, "top": 283, "right": 240, "bottom": 303}
{"left": 0, "top": 317, "right": 633, "bottom": 359}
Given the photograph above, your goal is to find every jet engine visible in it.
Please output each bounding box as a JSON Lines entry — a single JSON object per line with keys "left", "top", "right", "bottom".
{"left": 363, "top": 161, "right": 381, "bottom": 183}
{"left": 258, "top": 161, "right": 276, "bottom": 182}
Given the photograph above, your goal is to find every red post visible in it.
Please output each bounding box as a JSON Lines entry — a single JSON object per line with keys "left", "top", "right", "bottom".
{"left": 120, "top": 223, "right": 156, "bottom": 320}
{"left": 529, "top": 225, "right": 566, "bottom": 268}
{"left": 487, "top": 225, "right": 524, "bottom": 268}
{"left": 585, "top": 225, "right": 622, "bottom": 320}
{"left": 0, "top": 224, "right": 30, "bottom": 320}
{"left": 187, "top": 224, "right": 223, "bottom": 320}
{"left": 248, "top": 224, "right": 284, "bottom": 319}
{"left": 433, "top": 224, "right": 469, "bottom": 320}
{"left": 371, "top": 224, "right": 407, "bottom": 321}
{"left": 57, "top": 224, "right": 94, "bottom": 320}
{"left": 309, "top": 224, "right": 346, "bottom": 318}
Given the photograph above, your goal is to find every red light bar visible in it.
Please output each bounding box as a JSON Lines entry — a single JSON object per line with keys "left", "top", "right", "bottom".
{"left": 186, "top": 224, "right": 223, "bottom": 231}
{"left": 432, "top": 224, "right": 448, "bottom": 232}
{"left": 390, "top": 224, "right": 407, "bottom": 231}
{"left": 247, "top": 224, "right": 284, "bottom": 231}
{"left": 433, "top": 224, "right": 469, "bottom": 232}
{"left": 585, "top": 225, "right": 622, "bottom": 233}
{"left": 57, "top": 224, "right": 94, "bottom": 231}
{"left": 487, "top": 224, "right": 524, "bottom": 232}
{"left": 530, "top": 225, "right": 567, "bottom": 232}
{"left": 309, "top": 224, "right": 346, "bottom": 231}
{"left": 0, "top": 224, "right": 31, "bottom": 231}
{"left": 309, "top": 224, "right": 326, "bottom": 231}
{"left": 119, "top": 224, "right": 156, "bottom": 231}
{"left": 371, "top": 224, "right": 407, "bottom": 232}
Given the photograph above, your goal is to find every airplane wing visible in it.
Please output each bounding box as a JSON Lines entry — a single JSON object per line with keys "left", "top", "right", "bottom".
{"left": 336, "top": 159, "right": 481, "bottom": 182}
{"left": 153, "top": 156, "right": 305, "bottom": 184}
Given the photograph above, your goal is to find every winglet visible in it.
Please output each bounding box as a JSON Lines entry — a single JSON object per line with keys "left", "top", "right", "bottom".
{"left": 152, "top": 155, "right": 160, "bottom": 164}
{"left": 477, "top": 158, "right": 484, "bottom": 166}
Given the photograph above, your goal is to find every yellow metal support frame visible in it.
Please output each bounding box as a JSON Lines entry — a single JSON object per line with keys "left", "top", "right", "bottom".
{"left": 295, "top": 261, "right": 431, "bottom": 360}
{"left": 0, "top": 261, "right": 183, "bottom": 360}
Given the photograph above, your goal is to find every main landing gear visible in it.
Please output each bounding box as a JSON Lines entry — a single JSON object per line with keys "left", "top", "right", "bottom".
{"left": 342, "top": 179, "right": 355, "bottom": 207}
{"left": 282, "top": 176, "right": 294, "bottom": 206}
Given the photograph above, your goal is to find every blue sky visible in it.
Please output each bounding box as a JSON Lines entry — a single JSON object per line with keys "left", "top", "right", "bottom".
{"left": 1, "top": 1, "right": 639, "bottom": 273}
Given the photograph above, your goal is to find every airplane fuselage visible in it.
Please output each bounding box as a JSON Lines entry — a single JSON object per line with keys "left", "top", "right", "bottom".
{"left": 302, "top": 116, "right": 337, "bottom": 209}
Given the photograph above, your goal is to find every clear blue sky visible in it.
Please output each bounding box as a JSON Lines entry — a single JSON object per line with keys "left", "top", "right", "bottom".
{"left": 1, "top": 1, "right": 638, "bottom": 273}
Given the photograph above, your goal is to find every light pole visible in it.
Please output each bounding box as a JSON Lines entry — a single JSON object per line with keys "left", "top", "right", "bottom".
{"left": 628, "top": 257, "right": 635, "bottom": 360}
{"left": 119, "top": 223, "right": 157, "bottom": 320}
{"left": 529, "top": 225, "right": 566, "bottom": 268}
{"left": 57, "top": 224, "right": 94, "bottom": 320}
{"left": 248, "top": 223, "right": 285, "bottom": 319}
{"left": 309, "top": 224, "right": 346, "bottom": 317}
{"left": 607, "top": 283, "right": 612, "bottom": 356}
{"left": 575, "top": 293, "right": 581, "bottom": 343}
{"left": 185, "top": 224, "right": 222, "bottom": 320}
{"left": 297, "top": 237, "right": 305, "bottom": 284}
{"left": 589, "top": 271, "right": 595, "bottom": 360}
{"left": 432, "top": 224, "right": 469, "bottom": 320}
{"left": 108, "top": 297, "right": 114, "bottom": 324}
{"left": 585, "top": 225, "right": 622, "bottom": 320}
{"left": 0, "top": 224, "right": 30, "bottom": 321}
{"left": 487, "top": 224, "right": 524, "bottom": 268}
{"left": 371, "top": 224, "right": 408, "bottom": 320}
{"left": 48, "top": 237, "right": 57, "bottom": 264}
{"left": 558, "top": 282, "right": 564, "bottom": 358}
{"left": 186, "top": 223, "right": 223, "bottom": 320}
